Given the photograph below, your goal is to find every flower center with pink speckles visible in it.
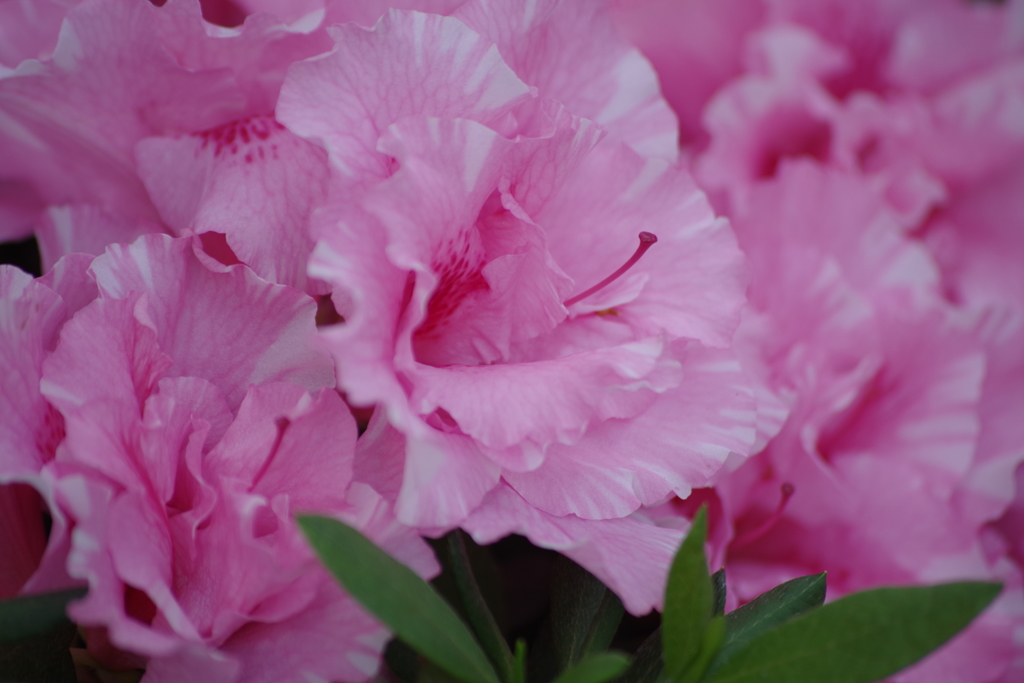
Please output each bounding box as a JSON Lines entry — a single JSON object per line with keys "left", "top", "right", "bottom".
{"left": 414, "top": 228, "right": 490, "bottom": 342}
{"left": 34, "top": 403, "right": 65, "bottom": 463}
{"left": 195, "top": 115, "right": 286, "bottom": 163}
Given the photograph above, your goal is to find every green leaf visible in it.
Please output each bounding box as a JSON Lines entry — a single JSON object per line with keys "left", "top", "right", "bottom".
{"left": 0, "top": 586, "right": 87, "bottom": 642}
{"left": 551, "top": 557, "right": 614, "bottom": 669}
{"left": 682, "top": 617, "right": 725, "bottom": 683}
{"left": 532, "top": 556, "right": 618, "bottom": 683}
{"left": 708, "top": 572, "right": 826, "bottom": 675}
{"left": 0, "top": 620, "right": 78, "bottom": 682}
{"left": 298, "top": 515, "right": 500, "bottom": 683}
{"left": 580, "top": 590, "right": 625, "bottom": 657}
{"left": 662, "top": 507, "right": 714, "bottom": 681}
{"left": 704, "top": 581, "right": 1002, "bottom": 683}
{"left": 711, "top": 571, "right": 726, "bottom": 618}
{"left": 447, "top": 531, "right": 516, "bottom": 683}
{"left": 552, "top": 653, "right": 631, "bottom": 683}
{"left": 614, "top": 627, "right": 662, "bottom": 683}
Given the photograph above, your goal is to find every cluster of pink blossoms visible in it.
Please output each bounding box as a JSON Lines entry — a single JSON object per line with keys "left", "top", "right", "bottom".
{"left": 0, "top": 0, "right": 1021, "bottom": 681}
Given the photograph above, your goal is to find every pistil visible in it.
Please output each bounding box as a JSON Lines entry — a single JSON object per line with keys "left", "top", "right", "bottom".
{"left": 564, "top": 232, "right": 658, "bottom": 307}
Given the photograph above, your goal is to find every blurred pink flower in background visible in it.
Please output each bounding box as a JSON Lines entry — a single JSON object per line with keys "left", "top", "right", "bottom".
{"left": 612, "top": 0, "right": 1024, "bottom": 679}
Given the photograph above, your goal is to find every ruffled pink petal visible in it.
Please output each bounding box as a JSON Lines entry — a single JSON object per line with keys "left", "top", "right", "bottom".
{"left": 308, "top": 217, "right": 412, "bottom": 412}
{"left": 462, "top": 484, "right": 683, "bottom": 615}
{"left": 0, "top": 0, "right": 79, "bottom": 68}
{"left": 0, "top": 266, "right": 68, "bottom": 474}
{"left": 136, "top": 115, "right": 330, "bottom": 292}
{"left": 277, "top": 9, "right": 530, "bottom": 184}
{"left": 352, "top": 409, "right": 406, "bottom": 505}
{"left": 142, "top": 377, "right": 234, "bottom": 502}
{"left": 107, "top": 490, "right": 200, "bottom": 642}
{"left": 60, "top": 474, "right": 183, "bottom": 657}
{"left": 89, "top": 234, "right": 334, "bottom": 409}
{"left": 167, "top": 487, "right": 315, "bottom": 643}
{"left": 396, "top": 429, "right": 501, "bottom": 529}
{"left": 454, "top": 0, "right": 679, "bottom": 159}
{"left": 207, "top": 383, "right": 356, "bottom": 512}
{"left": 41, "top": 295, "right": 172, "bottom": 417}
{"left": 142, "top": 643, "right": 240, "bottom": 683}
{"left": 9, "top": 469, "right": 76, "bottom": 599}
{"left": 232, "top": 0, "right": 325, "bottom": 25}
{"left": 151, "top": 0, "right": 334, "bottom": 115}
{"left": 505, "top": 343, "right": 756, "bottom": 519}
{"left": 0, "top": 269, "right": 80, "bottom": 598}
{"left": 320, "top": 0, "right": 467, "bottom": 29}
{"left": 218, "top": 578, "right": 385, "bottom": 683}
{"left": 408, "top": 337, "right": 672, "bottom": 460}
{"left": 37, "top": 252, "right": 98, "bottom": 316}
{"left": 35, "top": 204, "right": 162, "bottom": 274}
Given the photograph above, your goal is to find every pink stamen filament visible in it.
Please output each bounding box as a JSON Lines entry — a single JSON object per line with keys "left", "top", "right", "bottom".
{"left": 564, "top": 232, "right": 658, "bottom": 307}
{"left": 732, "top": 483, "right": 795, "bottom": 547}
{"left": 250, "top": 416, "right": 291, "bottom": 491}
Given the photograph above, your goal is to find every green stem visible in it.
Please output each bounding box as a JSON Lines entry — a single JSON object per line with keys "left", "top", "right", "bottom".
{"left": 513, "top": 638, "right": 528, "bottom": 683}
{"left": 447, "top": 531, "right": 516, "bottom": 683}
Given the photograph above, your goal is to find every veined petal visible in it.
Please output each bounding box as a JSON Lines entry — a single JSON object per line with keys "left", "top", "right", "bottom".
{"left": 277, "top": 9, "right": 530, "bottom": 182}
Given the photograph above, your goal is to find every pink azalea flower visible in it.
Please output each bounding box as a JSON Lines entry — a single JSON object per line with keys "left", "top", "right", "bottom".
{"left": 279, "top": 6, "right": 756, "bottom": 611}
{"left": 0, "top": 259, "right": 92, "bottom": 599}
{"left": 0, "top": 0, "right": 337, "bottom": 289}
{"left": 34, "top": 235, "right": 436, "bottom": 682}
{"left": 690, "top": 159, "right": 1022, "bottom": 680}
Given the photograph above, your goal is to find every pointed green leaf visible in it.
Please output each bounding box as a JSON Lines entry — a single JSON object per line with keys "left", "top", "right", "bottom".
{"left": 298, "top": 515, "right": 500, "bottom": 683}
{"left": 708, "top": 572, "right": 826, "bottom": 674}
{"left": 0, "top": 587, "right": 87, "bottom": 642}
{"left": 447, "top": 531, "right": 516, "bottom": 683}
{"left": 552, "top": 653, "right": 630, "bottom": 683}
{"left": 581, "top": 590, "right": 625, "bottom": 658}
{"left": 704, "top": 582, "right": 1002, "bottom": 683}
{"left": 662, "top": 508, "right": 713, "bottom": 681}
{"left": 551, "top": 557, "right": 614, "bottom": 670}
